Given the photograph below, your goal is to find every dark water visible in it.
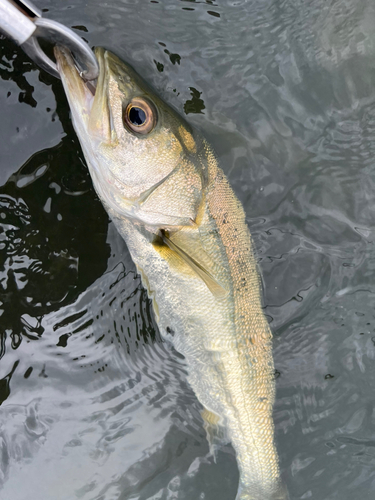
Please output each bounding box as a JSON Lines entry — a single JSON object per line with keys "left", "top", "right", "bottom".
{"left": 1, "top": 0, "right": 375, "bottom": 498}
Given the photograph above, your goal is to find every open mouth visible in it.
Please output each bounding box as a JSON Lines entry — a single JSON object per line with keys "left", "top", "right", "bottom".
{"left": 55, "top": 46, "right": 114, "bottom": 145}
{"left": 54, "top": 47, "right": 135, "bottom": 217}
{"left": 55, "top": 46, "right": 96, "bottom": 115}
{"left": 85, "top": 78, "right": 97, "bottom": 96}
{"left": 54, "top": 45, "right": 100, "bottom": 96}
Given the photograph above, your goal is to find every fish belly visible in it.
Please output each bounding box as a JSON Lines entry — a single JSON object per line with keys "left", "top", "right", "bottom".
{"left": 105, "top": 170, "right": 285, "bottom": 499}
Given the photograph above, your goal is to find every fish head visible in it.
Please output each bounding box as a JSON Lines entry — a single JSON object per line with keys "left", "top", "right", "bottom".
{"left": 56, "top": 47, "right": 208, "bottom": 228}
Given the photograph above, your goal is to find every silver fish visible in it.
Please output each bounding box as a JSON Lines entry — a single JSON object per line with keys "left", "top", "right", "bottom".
{"left": 56, "top": 46, "right": 288, "bottom": 500}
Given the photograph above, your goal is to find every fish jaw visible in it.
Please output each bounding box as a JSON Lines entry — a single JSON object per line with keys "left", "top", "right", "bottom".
{"left": 55, "top": 47, "right": 134, "bottom": 218}
{"left": 54, "top": 47, "right": 97, "bottom": 146}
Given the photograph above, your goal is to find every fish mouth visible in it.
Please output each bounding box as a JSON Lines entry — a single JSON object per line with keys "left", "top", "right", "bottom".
{"left": 55, "top": 46, "right": 96, "bottom": 120}
{"left": 55, "top": 46, "right": 137, "bottom": 218}
{"left": 55, "top": 46, "right": 113, "bottom": 143}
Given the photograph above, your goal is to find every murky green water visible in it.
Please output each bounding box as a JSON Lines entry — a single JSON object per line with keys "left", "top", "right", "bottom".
{"left": 1, "top": 0, "right": 375, "bottom": 498}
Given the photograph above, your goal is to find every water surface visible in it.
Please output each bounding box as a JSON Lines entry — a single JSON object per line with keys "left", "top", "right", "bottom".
{"left": 1, "top": 0, "right": 375, "bottom": 499}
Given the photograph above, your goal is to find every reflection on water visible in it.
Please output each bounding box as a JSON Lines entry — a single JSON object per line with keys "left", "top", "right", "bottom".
{"left": 1, "top": 0, "right": 375, "bottom": 498}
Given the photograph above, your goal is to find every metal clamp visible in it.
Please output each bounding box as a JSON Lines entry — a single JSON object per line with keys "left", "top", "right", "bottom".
{"left": 0, "top": 0, "right": 99, "bottom": 81}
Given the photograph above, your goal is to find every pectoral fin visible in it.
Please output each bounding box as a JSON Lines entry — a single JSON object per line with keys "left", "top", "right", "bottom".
{"left": 201, "top": 408, "right": 229, "bottom": 461}
{"left": 160, "top": 231, "right": 228, "bottom": 299}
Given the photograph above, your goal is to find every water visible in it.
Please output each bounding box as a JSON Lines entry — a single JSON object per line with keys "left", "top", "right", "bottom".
{"left": 1, "top": 0, "right": 375, "bottom": 498}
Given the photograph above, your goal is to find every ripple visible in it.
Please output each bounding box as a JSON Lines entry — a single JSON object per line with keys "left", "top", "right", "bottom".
{"left": 3, "top": 0, "right": 375, "bottom": 498}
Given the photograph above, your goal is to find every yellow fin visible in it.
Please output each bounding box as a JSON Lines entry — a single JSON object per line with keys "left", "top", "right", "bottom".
{"left": 201, "top": 408, "right": 228, "bottom": 461}
{"left": 201, "top": 408, "right": 221, "bottom": 427}
{"left": 160, "top": 231, "right": 228, "bottom": 299}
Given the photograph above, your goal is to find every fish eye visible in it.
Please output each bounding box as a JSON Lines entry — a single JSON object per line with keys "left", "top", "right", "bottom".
{"left": 123, "top": 98, "right": 156, "bottom": 135}
{"left": 129, "top": 107, "right": 146, "bottom": 125}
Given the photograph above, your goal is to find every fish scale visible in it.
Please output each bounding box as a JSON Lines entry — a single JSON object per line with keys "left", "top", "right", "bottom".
{"left": 56, "top": 45, "right": 288, "bottom": 500}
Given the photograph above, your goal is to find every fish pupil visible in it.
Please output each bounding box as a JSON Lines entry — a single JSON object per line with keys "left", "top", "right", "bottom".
{"left": 129, "top": 107, "right": 146, "bottom": 126}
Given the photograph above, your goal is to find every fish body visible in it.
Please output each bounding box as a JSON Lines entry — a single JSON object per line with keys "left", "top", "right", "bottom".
{"left": 56, "top": 47, "right": 287, "bottom": 500}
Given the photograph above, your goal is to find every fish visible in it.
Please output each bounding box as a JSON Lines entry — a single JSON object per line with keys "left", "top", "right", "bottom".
{"left": 55, "top": 46, "right": 288, "bottom": 500}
